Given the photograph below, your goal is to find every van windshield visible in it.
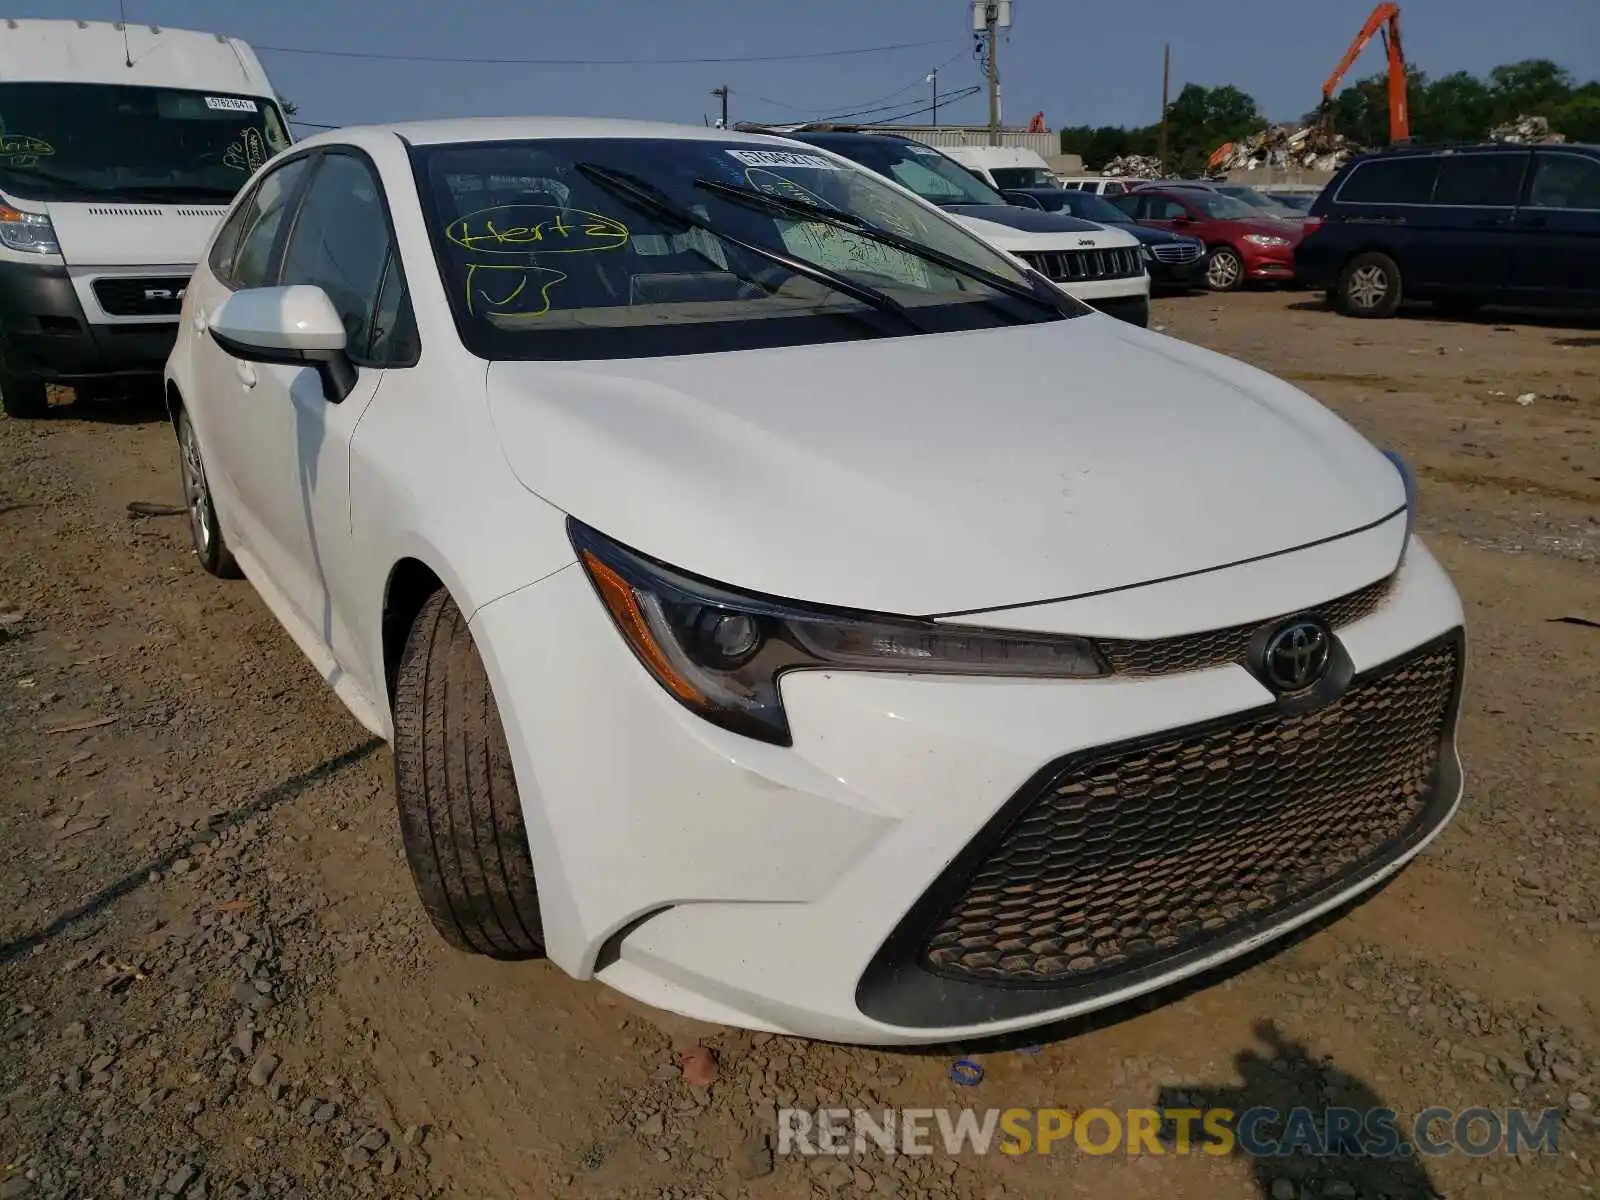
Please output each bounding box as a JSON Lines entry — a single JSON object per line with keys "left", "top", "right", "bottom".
{"left": 0, "top": 83, "right": 291, "bottom": 204}
{"left": 990, "top": 167, "right": 1058, "bottom": 189}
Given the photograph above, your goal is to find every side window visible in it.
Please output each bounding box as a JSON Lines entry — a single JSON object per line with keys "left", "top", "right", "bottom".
{"left": 1337, "top": 157, "right": 1439, "bottom": 204}
{"left": 208, "top": 181, "right": 260, "bottom": 281}
{"left": 1528, "top": 153, "right": 1600, "bottom": 210}
{"left": 1154, "top": 198, "right": 1189, "bottom": 220}
{"left": 278, "top": 153, "right": 409, "bottom": 366}
{"left": 1434, "top": 153, "right": 1527, "bottom": 206}
{"left": 1104, "top": 182, "right": 1126, "bottom": 196}
{"left": 228, "top": 157, "right": 313, "bottom": 288}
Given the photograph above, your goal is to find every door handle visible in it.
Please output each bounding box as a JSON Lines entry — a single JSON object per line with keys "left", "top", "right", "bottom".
{"left": 192, "top": 310, "right": 207, "bottom": 333}
{"left": 234, "top": 360, "right": 257, "bottom": 389}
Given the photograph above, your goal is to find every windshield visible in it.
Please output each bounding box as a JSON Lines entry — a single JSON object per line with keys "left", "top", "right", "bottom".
{"left": 1216, "top": 185, "right": 1300, "bottom": 216}
{"left": 990, "top": 166, "right": 1058, "bottom": 189}
{"left": 1048, "top": 190, "right": 1134, "bottom": 223}
{"left": 804, "top": 138, "right": 1009, "bottom": 207}
{"left": 0, "top": 83, "right": 290, "bottom": 204}
{"left": 1186, "top": 192, "right": 1258, "bottom": 219}
{"left": 415, "top": 138, "right": 1066, "bottom": 362}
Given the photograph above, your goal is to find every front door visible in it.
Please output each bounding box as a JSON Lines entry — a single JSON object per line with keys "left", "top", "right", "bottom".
{"left": 214, "top": 152, "right": 408, "bottom": 685}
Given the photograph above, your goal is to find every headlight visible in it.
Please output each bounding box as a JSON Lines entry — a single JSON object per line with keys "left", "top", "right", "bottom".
{"left": 0, "top": 206, "right": 61, "bottom": 255}
{"left": 571, "top": 519, "right": 1109, "bottom": 746}
{"left": 1242, "top": 233, "right": 1290, "bottom": 248}
{"left": 1381, "top": 449, "right": 1418, "bottom": 543}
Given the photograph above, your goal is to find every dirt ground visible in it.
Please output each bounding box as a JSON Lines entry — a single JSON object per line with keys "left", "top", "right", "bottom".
{"left": 1, "top": 292, "right": 1596, "bottom": 1200}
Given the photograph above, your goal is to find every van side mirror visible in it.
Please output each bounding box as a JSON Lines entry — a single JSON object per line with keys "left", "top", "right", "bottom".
{"left": 1003, "top": 190, "right": 1044, "bottom": 209}
{"left": 208, "top": 285, "right": 357, "bottom": 403}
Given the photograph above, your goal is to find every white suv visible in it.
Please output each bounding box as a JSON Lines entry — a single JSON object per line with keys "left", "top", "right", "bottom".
{"left": 788, "top": 132, "right": 1150, "bottom": 326}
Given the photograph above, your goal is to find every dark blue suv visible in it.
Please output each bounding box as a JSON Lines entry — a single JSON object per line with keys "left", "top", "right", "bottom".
{"left": 1295, "top": 143, "right": 1600, "bottom": 318}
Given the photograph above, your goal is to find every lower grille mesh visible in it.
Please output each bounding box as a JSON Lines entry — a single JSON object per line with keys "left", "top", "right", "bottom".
{"left": 922, "top": 638, "right": 1459, "bottom": 986}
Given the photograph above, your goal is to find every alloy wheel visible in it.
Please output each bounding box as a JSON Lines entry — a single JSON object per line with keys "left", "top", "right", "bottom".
{"left": 178, "top": 417, "right": 213, "bottom": 556}
{"left": 1347, "top": 264, "right": 1389, "bottom": 312}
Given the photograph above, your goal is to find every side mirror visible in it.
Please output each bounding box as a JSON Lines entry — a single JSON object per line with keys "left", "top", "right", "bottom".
{"left": 208, "top": 285, "right": 357, "bottom": 403}
{"left": 1003, "top": 190, "right": 1045, "bottom": 209}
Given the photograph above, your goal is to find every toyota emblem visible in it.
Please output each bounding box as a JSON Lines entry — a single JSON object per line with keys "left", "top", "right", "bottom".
{"left": 1262, "top": 619, "right": 1332, "bottom": 692}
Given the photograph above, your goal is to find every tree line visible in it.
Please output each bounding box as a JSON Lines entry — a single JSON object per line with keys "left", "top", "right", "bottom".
{"left": 1059, "top": 59, "right": 1600, "bottom": 175}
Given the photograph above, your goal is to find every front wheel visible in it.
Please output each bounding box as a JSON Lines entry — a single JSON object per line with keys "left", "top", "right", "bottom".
{"left": 1336, "top": 252, "right": 1403, "bottom": 318}
{"left": 176, "top": 408, "right": 241, "bottom": 578}
{"left": 394, "top": 590, "right": 545, "bottom": 960}
{"left": 0, "top": 376, "right": 49, "bottom": 419}
{"left": 1204, "top": 247, "right": 1244, "bottom": 292}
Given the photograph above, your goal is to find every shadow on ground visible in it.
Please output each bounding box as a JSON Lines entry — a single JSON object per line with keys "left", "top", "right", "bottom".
{"left": 1155, "top": 1020, "right": 1443, "bottom": 1199}
{"left": 0, "top": 738, "right": 385, "bottom": 967}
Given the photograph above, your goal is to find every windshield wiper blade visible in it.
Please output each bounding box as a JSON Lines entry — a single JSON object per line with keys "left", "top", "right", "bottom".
{"left": 693, "top": 177, "right": 1074, "bottom": 318}
{"left": 575, "top": 162, "right": 926, "bottom": 335}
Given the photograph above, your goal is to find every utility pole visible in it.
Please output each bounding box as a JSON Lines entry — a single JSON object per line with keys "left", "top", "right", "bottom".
{"left": 985, "top": 11, "right": 999, "bottom": 145}
{"left": 1158, "top": 44, "right": 1170, "bottom": 170}
{"left": 710, "top": 86, "right": 729, "bottom": 129}
{"left": 973, "top": 1, "right": 1011, "bottom": 146}
{"left": 927, "top": 68, "right": 939, "bottom": 127}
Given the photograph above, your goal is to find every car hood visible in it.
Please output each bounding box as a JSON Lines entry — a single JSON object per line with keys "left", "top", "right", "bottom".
{"left": 42, "top": 201, "right": 229, "bottom": 267}
{"left": 939, "top": 204, "right": 1105, "bottom": 235}
{"left": 487, "top": 320, "right": 1403, "bottom": 617}
{"left": 1113, "top": 223, "right": 1199, "bottom": 247}
{"left": 941, "top": 205, "right": 1140, "bottom": 253}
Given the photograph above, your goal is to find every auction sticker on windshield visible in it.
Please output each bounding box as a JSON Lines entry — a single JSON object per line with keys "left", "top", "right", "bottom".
{"left": 726, "top": 150, "right": 839, "bottom": 171}
{"left": 204, "top": 96, "right": 259, "bottom": 112}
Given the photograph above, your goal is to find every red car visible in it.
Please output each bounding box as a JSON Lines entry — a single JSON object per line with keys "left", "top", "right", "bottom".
{"left": 1112, "top": 187, "right": 1301, "bottom": 291}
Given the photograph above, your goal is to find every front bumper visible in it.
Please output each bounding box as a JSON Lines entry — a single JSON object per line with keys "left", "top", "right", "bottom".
{"left": 0, "top": 258, "right": 179, "bottom": 384}
{"left": 1242, "top": 245, "right": 1298, "bottom": 283}
{"left": 1148, "top": 255, "right": 1207, "bottom": 289}
{"left": 471, "top": 536, "right": 1464, "bottom": 1044}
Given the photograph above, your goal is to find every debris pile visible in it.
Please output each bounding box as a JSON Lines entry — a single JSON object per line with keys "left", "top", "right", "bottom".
{"left": 1487, "top": 114, "right": 1566, "bottom": 144}
{"left": 1208, "top": 123, "right": 1353, "bottom": 174}
{"left": 1100, "top": 153, "right": 1163, "bottom": 179}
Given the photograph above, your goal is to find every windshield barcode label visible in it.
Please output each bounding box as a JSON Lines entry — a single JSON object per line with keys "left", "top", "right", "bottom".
{"left": 204, "top": 96, "right": 259, "bottom": 112}
{"left": 726, "top": 150, "right": 839, "bottom": 170}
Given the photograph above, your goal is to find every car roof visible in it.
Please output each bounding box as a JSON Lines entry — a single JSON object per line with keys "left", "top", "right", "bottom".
{"left": 785, "top": 130, "right": 915, "bottom": 148}
{"left": 294, "top": 116, "right": 814, "bottom": 150}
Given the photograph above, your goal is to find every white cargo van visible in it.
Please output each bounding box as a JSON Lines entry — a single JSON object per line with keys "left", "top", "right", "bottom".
{"left": 0, "top": 19, "right": 290, "bottom": 416}
{"left": 939, "top": 145, "right": 1061, "bottom": 191}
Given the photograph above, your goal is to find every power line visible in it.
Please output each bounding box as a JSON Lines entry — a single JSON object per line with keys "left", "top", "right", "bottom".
{"left": 857, "top": 86, "right": 983, "bottom": 127}
{"left": 747, "top": 48, "right": 968, "bottom": 120}
{"left": 254, "top": 37, "right": 957, "bottom": 67}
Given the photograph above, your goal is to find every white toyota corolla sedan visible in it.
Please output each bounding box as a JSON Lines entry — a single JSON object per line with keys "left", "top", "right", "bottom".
{"left": 163, "top": 117, "right": 1466, "bottom": 1045}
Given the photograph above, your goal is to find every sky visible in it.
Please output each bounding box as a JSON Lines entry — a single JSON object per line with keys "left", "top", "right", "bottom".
{"left": 11, "top": 0, "right": 1599, "bottom": 133}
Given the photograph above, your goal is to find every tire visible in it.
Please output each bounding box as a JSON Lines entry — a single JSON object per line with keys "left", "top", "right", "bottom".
{"left": 394, "top": 589, "right": 544, "bottom": 960}
{"left": 175, "top": 408, "right": 242, "bottom": 579}
{"left": 1204, "top": 246, "right": 1245, "bottom": 292}
{"left": 0, "top": 375, "right": 49, "bottom": 419}
{"left": 1336, "top": 251, "right": 1402, "bottom": 318}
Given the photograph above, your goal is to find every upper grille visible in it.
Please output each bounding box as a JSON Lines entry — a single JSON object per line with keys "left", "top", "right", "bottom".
{"left": 1018, "top": 247, "right": 1143, "bottom": 282}
{"left": 1099, "top": 573, "right": 1394, "bottom": 678}
{"left": 1150, "top": 242, "right": 1204, "bottom": 264}
{"left": 93, "top": 277, "right": 190, "bottom": 317}
{"left": 922, "top": 636, "right": 1460, "bottom": 988}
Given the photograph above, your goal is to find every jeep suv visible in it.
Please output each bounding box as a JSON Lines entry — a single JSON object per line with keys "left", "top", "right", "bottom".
{"left": 1296, "top": 143, "right": 1600, "bottom": 318}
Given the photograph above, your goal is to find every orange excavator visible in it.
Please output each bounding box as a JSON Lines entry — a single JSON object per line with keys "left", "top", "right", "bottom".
{"left": 1321, "top": 2, "right": 1410, "bottom": 143}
